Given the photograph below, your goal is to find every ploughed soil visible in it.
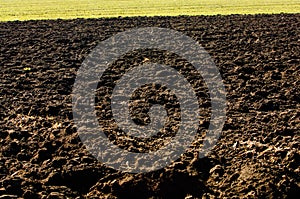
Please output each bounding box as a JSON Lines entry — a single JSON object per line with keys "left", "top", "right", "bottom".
{"left": 0, "top": 14, "right": 299, "bottom": 198}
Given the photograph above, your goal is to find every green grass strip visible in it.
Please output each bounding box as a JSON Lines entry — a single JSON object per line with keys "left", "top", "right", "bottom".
{"left": 0, "top": 0, "right": 299, "bottom": 21}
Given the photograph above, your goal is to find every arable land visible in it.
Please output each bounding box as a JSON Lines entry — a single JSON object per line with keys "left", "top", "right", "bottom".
{"left": 0, "top": 14, "right": 299, "bottom": 198}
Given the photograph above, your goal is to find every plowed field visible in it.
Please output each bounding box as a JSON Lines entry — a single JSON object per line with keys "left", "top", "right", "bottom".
{"left": 0, "top": 14, "right": 299, "bottom": 198}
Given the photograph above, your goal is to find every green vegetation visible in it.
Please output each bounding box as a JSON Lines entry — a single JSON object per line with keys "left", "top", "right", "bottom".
{"left": 0, "top": 0, "right": 299, "bottom": 21}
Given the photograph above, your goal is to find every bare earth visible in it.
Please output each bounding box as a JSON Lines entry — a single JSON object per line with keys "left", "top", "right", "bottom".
{"left": 0, "top": 14, "right": 299, "bottom": 198}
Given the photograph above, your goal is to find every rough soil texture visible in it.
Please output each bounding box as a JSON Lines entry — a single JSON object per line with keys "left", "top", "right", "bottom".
{"left": 0, "top": 14, "right": 299, "bottom": 198}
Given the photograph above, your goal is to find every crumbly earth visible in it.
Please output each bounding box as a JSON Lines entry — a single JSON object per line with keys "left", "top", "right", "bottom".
{"left": 0, "top": 14, "right": 299, "bottom": 198}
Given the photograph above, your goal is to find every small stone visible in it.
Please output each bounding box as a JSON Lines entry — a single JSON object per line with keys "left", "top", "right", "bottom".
{"left": 209, "top": 165, "right": 224, "bottom": 177}
{"left": 46, "top": 192, "right": 65, "bottom": 199}
{"left": 0, "top": 195, "right": 18, "bottom": 199}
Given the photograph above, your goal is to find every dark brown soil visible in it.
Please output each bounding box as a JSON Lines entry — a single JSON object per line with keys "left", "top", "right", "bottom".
{"left": 0, "top": 14, "right": 299, "bottom": 198}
